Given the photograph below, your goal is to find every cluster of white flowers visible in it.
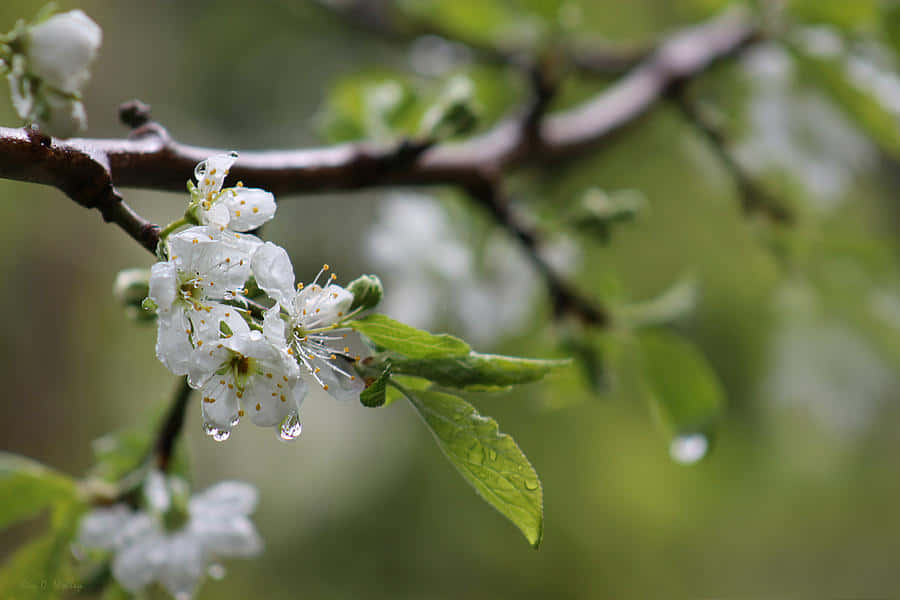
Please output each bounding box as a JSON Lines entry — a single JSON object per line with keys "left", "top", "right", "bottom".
{"left": 78, "top": 472, "right": 262, "bottom": 599}
{"left": 149, "top": 153, "right": 364, "bottom": 441}
{"left": 1, "top": 8, "right": 101, "bottom": 137}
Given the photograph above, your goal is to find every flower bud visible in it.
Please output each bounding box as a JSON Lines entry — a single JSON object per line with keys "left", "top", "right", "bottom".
{"left": 24, "top": 10, "right": 101, "bottom": 94}
{"left": 347, "top": 274, "right": 383, "bottom": 312}
{"left": 113, "top": 268, "right": 155, "bottom": 322}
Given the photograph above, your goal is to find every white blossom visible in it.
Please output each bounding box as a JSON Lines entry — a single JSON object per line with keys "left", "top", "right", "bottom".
{"left": 3, "top": 10, "right": 101, "bottom": 137}
{"left": 188, "top": 314, "right": 306, "bottom": 442}
{"left": 23, "top": 9, "right": 101, "bottom": 94}
{"left": 78, "top": 474, "right": 262, "bottom": 599}
{"left": 148, "top": 226, "right": 258, "bottom": 377}
{"left": 191, "top": 153, "right": 276, "bottom": 233}
{"left": 252, "top": 243, "right": 365, "bottom": 402}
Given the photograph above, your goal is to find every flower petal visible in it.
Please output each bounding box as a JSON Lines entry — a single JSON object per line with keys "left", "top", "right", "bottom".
{"left": 149, "top": 261, "right": 178, "bottom": 312}
{"left": 198, "top": 375, "right": 241, "bottom": 432}
{"left": 296, "top": 283, "right": 354, "bottom": 329}
{"left": 111, "top": 529, "right": 166, "bottom": 593}
{"left": 158, "top": 534, "right": 207, "bottom": 600}
{"left": 25, "top": 10, "right": 101, "bottom": 93}
{"left": 190, "top": 514, "right": 262, "bottom": 557}
{"left": 78, "top": 505, "right": 135, "bottom": 550}
{"left": 156, "top": 306, "right": 194, "bottom": 376}
{"left": 190, "top": 481, "right": 258, "bottom": 516}
{"left": 262, "top": 305, "right": 287, "bottom": 347}
{"left": 251, "top": 242, "right": 295, "bottom": 309}
{"left": 308, "top": 352, "right": 364, "bottom": 402}
{"left": 194, "top": 153, "right": 237, "bottom": 197}
{"left": 220, "top": 187, "right": 276, "bottom": 231}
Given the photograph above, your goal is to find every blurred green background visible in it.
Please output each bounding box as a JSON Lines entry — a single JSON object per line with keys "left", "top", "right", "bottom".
{"left": 4, "top": 0, "right": 900, "bottom": 597}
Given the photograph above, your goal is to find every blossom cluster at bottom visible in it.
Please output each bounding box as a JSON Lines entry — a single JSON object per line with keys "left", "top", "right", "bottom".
{"left": 78, "top": 473, "right": 261, "bottom": 599}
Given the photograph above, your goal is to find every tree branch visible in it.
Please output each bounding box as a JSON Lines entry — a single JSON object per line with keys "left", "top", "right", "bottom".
{"left": 0, "top": 8, "right": 761, "bottom": 321}
{"left": 151, "top": 377, "right": 193, "bottom": 473}
{"left": 0, "top": 9, "right": 757, "bottom": 197}
{"left": 470, "top": 183, "right": 608, "bottom": 325}
{"left": 671, "top": 90, "right": 793, "bottom": 223}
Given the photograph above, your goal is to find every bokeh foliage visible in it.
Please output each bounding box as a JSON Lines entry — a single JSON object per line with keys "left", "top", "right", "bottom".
{"left": 3, "top": 0, "right": 900, "bottom": 598}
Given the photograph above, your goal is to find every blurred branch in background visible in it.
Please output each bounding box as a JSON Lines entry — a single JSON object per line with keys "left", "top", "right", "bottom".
{"left": 0, "top": 7, "right": 762, "bottom": 323}
{"left": 311, "top": 0, "right": 651, "bottom": 75}
{"left": 671, "top": 87, "right": 793, "bottom": 223}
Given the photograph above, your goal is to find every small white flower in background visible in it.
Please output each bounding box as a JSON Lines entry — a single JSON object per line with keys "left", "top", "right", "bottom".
{"left": 189, "top": 153, "right": 276, "bottom": 233}
{"left": 1, "top": 9, "right": 101, "bottom": 137}
{"left": 148, "top": 226, "right": 259, "bottom": 377}
{"left": 252, "top": 242, "right": 365, "bottom": 402}
{"left": 78, "top": 472, "right": 262, "bottom": 600}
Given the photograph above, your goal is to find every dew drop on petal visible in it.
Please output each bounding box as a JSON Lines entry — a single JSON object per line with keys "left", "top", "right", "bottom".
{"left": 229, "top": 414, "right": 240, "bottom": 427}
{"left": 669, "top": 433, "right": 708, "bottom": 465}
{"left": 208, "top": 563, "right": 226, "bottom": 580}
{"left": 279, "top": 412, "right": 302, "bottom": 441}
{"left": 203, "top": 422, "right": 231, "bottom": 442}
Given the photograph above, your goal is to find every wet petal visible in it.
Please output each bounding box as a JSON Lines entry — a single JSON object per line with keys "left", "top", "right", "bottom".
{"left": 220, "top": 187, "right": 276, "bottom": 231}
{"left": 194, "top": 153, "right": 237, "bottom": 197}
{"left": 251, "top": 242, "right": 295, "bottom": 308}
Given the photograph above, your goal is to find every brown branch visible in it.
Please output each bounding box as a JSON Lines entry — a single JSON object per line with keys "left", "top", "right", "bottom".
{"left": 0, "top": 9, "right": 757, "bottom": 192}
{"left": 152, "top": 376, "right": 193, "bottom": 472}
{"left": 0, "top": 127, "right": 160, "bottom": 253}
{"left": 671, "top": 90, "right": 793, "bottom": 224}
{"left": 471, "top": 183, "right": 608, "bottom": 325}
{"left": 0, "top": 8, "right": 760, "bottom": 319}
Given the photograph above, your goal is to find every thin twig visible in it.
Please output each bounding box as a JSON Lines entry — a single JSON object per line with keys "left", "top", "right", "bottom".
{"left": 151, "top": 377, "right": 193, "bottom": 472}
{"left": 672, "top": 90, "right": 793, "bottom": 223}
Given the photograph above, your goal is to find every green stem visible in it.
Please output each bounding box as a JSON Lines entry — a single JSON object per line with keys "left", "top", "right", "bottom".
{"left": 158, "top": 217, "right": 188, "bottom": 240}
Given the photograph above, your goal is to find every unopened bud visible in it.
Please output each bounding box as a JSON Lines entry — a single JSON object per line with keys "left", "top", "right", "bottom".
{"left": 347, "top": 274, "right": 383, "bottom": 312}
{"left": 113, "top": 268, "right": 155, "bottom": 321}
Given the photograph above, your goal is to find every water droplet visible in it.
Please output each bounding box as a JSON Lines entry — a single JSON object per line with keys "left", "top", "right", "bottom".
{"left": 524, "top": 479, "right": 540, "bottom": 491}
{"left": 279, "top": 412, "right": 302, "bottom": 441}
{"left": 669, "top": 433, "right": 708, "bottom": 465}
{"left": 229, "top": 414, "right": 240, "bottom": 427}
{"left": 466, "top": 445, "right": 485, "bottom": 465}
{"left": 208, "top": 563, "right": 226, "bottom": 580}
{"left": 203, "top": 422, "right": 231, "bottom": 442}
{"left": 488, "top": 449, "right": 498, "bottom": 461}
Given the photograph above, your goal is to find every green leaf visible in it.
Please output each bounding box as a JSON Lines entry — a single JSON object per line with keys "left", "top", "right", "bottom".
{"left": 882, "top": 1, "right": 900, "bottom": 59}
{"left": 786, "top": 0, "right": 878, "bottom": 30}
{"left": 0, "top": 454, "right": 77, "bottom": 531}
{"left": 317, "top": 73, "right": 422, "bottom": 143}
{"left": 638, "top": 331, "right": 725, "bottom": 436}
{"left": 398, "top": 385, "right": 543, "bottom": 547}
{"left": 616, "top": 276, "right": 699, "bottom": 328}
{"left": 390, "top": 352, "right": 570, "bottom": 391}
{"left": 791, "top": 44, "right": 900, "bottom": 158}
{"left": 0, "top": 499, "right": 86, "bottom": 600}
{"left": 359, "top": 364, "right": 392, "bottom": 408}
{"left": 348, "top": 314, "right": 471, "bottom": 359}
